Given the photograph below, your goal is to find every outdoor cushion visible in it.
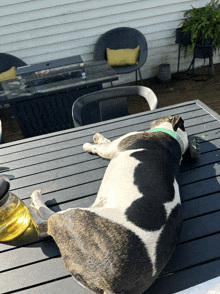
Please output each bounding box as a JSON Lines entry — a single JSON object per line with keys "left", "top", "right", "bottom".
{"left": 106, "top": 45, "right": 140, "bottom": 66}
{"left": 0, "top": 66, "right": 17, "bottom": 82}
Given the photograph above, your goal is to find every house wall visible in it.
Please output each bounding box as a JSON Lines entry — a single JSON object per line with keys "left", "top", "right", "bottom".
{"left": 1, "top": 0, "right": 218, "bottom": 85}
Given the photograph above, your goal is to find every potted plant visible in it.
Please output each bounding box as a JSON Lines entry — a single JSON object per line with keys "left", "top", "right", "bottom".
{"left": 175, "top": 28, "right": 191, "bottom": 46}
{"left": 178, "top": 0, "right": 220, "bottom": 57}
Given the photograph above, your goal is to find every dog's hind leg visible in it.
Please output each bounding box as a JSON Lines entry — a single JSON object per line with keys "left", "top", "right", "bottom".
{"left": 29, "top": 190, "right": 55, "bottom": 238}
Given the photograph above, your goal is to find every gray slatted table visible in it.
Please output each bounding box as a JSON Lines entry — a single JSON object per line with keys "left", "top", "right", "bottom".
{"left": 0, "top": 99, "right": 220, "bottom": 294}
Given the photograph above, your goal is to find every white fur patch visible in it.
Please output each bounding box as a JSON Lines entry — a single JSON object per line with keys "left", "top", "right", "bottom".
{"left": 164, "top": 179, "right": 181, "bottom": 218}
{"left": 94, "top": 150, "right": 143, "bottom": 209}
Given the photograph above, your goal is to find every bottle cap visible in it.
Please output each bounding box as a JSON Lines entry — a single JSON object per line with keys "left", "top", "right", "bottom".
{"left": 0, "top": 176, "right": 10, "bottom": 206}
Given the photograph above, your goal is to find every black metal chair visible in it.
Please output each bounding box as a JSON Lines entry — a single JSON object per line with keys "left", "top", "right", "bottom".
{"left": 93, "top": 27, "right": 148, "bottom": 85}
{"left": 0, "top": 53, "right": 27, "bottom": 74}
{"left": 72, "top": 86, "right": 158, "bottom": 127}
{"left": 0, "top": 53, "right": 27, "bottom": 91}
{"left": 0, "top": 120, "right": 4, "bottom": 144}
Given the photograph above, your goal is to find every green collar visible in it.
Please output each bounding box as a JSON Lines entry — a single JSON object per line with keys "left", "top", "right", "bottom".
{"left": 148, "top": 128, "right": 184, "bottom": 153}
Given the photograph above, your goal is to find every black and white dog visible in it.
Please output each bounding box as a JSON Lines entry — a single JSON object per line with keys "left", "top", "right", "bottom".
{"left": 29, "top": 116, "right": 198, "bottom": 294}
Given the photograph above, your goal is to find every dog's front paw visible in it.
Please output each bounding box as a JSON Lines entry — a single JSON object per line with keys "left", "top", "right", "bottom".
{"left": 83, "top": 143, "right": 93, "bottom": 153}
{"left": 29, "top": 205, "right": 48, "bottom": 238}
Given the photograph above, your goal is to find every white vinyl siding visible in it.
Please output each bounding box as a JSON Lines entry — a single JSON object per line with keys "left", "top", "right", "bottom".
{"left": 0, "top": 0, "right": 218, "bottom": 85}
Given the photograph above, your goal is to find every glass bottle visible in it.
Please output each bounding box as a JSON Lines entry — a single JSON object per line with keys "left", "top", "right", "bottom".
{"left": 0, "top": 176, "right": 31, "bottom": 242}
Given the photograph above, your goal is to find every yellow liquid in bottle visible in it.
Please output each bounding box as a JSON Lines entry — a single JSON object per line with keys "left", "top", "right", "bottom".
{"left": 0, "top": 195, "right": 31, "bottom": 242}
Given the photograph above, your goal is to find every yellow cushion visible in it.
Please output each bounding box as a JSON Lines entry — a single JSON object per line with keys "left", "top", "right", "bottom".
{"left": 106, "top": 45, "right": 140, "bottom": 66}
{"left": 0, "top": 66, "right": 17, "bottom": 82}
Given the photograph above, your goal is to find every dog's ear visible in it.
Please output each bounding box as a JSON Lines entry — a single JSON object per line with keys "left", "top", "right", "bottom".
{"left": 171, "top": 116, "right": 185, "bottom": 132}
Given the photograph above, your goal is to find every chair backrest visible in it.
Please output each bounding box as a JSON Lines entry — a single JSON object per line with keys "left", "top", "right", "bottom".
{"left": 0, "top": 53, "right": 27, "bottom": 74}
{"left": 0, "top": 120, "right": 3, "bottom": 144}
{"left": 93, "top": 27, "right": 148, "bottom": 71}
{"left": 72, "top": 86, "right": 158, "bottom": 127}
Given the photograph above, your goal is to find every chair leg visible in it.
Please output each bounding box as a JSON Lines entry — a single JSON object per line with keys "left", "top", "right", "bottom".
{"left": 192, "top": 56, "right": 195, "bottom": 76}
{"left": 138, "top": 69, "right": 143, "bottom": 85}
{"left": 1, "top": 104, "right": 15, "bottom": 132}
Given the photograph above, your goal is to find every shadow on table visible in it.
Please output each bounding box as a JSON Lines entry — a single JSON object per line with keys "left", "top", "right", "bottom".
{"left": 0, "top": 166, "right": 10, "bottom": 173}
{"left": 147, "top": 138, "right": 220, "bottom": 294}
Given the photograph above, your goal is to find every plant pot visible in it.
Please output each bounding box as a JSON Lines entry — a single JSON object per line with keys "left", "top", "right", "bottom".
{"left": 194, "top": 37, "right": 213, "bottom": 59}
{"left": 203, "top": 36, "right": 212, "bottom": 46}
{"left": 175, "top": 28, "right": 192, "bottom": 45}
{"left": 194, "top": 45, "right": 213, "bottom": 58}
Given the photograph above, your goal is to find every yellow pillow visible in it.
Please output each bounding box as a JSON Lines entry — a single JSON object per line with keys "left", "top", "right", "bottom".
{"left": 0, "top": 66, "right": 17, "bottom": 82}
{"left": 106, "top": 45, "right": 140, "bottom": 66}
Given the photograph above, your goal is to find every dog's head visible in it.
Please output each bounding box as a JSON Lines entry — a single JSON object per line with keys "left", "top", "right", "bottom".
{"left": 150, "top": 116, "right": 200, "bottom": 162}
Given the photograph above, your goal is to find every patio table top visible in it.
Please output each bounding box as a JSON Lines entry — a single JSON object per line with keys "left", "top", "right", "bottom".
{"left": 0, "top": 99, "right": 220, "bottom": 294}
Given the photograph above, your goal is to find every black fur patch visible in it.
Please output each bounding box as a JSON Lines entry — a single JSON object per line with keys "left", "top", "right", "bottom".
{"left": 118, "top": 132, "right": 181, "bottom": 232}
{"left": 125, "top": 147, "right": 180, "bottom": 231}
